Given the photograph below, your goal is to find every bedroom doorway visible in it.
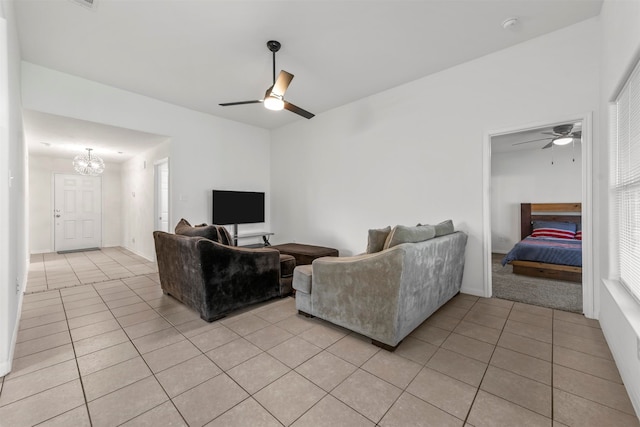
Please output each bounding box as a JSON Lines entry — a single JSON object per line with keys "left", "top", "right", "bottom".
{"left": 483, "top": 114, "right": 593, "bottom": 316}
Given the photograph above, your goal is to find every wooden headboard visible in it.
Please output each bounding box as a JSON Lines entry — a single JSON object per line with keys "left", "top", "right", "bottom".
{"left": 520, "top": 203, "right": 581, "bottom": 240}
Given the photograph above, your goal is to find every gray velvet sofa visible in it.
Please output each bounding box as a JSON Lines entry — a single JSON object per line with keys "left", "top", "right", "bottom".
{"left": 153, "top": 221, "right": 295, "bottom": 322}
{"left": 293, "top": 230, "right": 468, "bottom": 350}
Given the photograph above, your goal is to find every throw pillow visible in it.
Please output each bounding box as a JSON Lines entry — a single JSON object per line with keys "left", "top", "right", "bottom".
{"left": 434, "top": 219, "right": 454, "bottom": 236}
{"left": 216, "top": 225, "right": 234, "bottom": 246}
{"left": 531, "top": 220, "right": 576, "bottom": 239}
{"left": 417, "top": 219, "right": 455, "bottom": 237}
{"left": 174, "top": 218, "right": 220, "bottom": 242}
{"left": 366, "top": 226, "right": 391, "bottom": 253}
{"left": 383, "top": 224, "right": 436, "bottom": 249}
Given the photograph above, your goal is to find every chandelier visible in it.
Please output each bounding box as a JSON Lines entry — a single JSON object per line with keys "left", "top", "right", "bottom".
{"left": 73, "top": 148, "right": 105, "bottom": 176}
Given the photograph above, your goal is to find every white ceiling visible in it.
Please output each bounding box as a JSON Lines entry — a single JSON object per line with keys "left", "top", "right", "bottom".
{"left": 14, "top": 0, "right": 602, "bottom": 158}
{"left": 24, "top": 110, "right": 169, "bottom": 163}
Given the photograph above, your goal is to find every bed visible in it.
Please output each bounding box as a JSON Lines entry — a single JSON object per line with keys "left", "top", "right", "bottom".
{"left": 501, "top": 203, "right": 582, "bottom": 283}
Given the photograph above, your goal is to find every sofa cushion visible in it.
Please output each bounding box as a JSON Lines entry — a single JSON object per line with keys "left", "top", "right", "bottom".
{"left": 216, "top": 226, "right": 234, "bottom": 246}
{"left": 434, "top": 220, "right": 455, "bottom": 236}
{"left": 279, "top": 254, "right": 296, "bottom": 278}
{"left": 174, "top": 218, "right": 220, "bottom": 242}
{"left": 383, "top": 224, "right": 436, "bottom": 249}
{"left": 292, "top": 265, "right": 313, "bottom": 294}
{"left": 366, "top": 226, "right": 391, "bottom": 253}
{"left": 417, "top": 219, "right": 455, "bottom": 237}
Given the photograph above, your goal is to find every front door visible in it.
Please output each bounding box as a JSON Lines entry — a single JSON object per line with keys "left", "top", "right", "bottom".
{"left": 54, "top": 174, "right": 102, "bottom": 252}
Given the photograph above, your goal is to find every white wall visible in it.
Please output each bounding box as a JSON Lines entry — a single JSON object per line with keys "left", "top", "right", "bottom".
{"left": 598, "top": 0, "right": 640, "bottom": 417}
{"left": 0, "top": 0, "right": 27, "bottom": 376}
{"left": 28, "top": 155, "right": 123, "bottom": 253}
{"left": 491, "top": 146, "right": 582, "bottom": 253}
{"left": 20, "top": 62, "right": 272, "bottom": 256}
{"left": 271, "top": 19, "right": 600, "bottom": 297}
{"left": 120, "top": 141, "right": 170, "bottom": 260}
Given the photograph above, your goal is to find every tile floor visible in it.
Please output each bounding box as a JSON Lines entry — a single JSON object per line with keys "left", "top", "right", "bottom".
{"left": 26, "top": 247, "right": 158, "bottom": 293}
{"left": 1, "top": 248, "right": 639, "bottom": 426}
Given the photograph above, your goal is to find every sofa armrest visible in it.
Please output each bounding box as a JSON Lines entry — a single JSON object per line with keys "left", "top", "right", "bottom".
{"left": 310, "top": 247, "right": 407, "bottom": 343}
{"left": 197, "top": 240, "right": 281, "bottom": 309}
{"left": 153, "top": 231, "right": 208, "bottom": 308}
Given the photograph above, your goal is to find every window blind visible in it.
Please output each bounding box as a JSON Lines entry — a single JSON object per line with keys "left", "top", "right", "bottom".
{"left": 612, "top": 58, "right": 640, "bottom": 302}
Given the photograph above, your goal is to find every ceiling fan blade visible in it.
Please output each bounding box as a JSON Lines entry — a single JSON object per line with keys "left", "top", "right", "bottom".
{"left": 512, "top": 137, "right": 552, "bottom": 146}
{"left": 542, "top": 141, "right": 554, "bottom": 149}
{"left": 272, "top": 71, "right": 294, "bottom": 98}
{"left": 284, "top": 101, "right": 315, "bottom": 119}
{"left": 219, "top": 100, "right": 262, "bottom": 106}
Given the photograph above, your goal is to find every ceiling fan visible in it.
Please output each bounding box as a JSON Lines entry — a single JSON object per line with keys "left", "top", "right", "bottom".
{"left": 219, "top": 40, "right": 315, "bottom": 119}
{"left": 512, "top": 123, "right": 582, "bottom": 149}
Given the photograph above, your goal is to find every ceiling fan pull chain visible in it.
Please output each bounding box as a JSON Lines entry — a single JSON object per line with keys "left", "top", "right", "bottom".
{"left": 572, "top": 139, "right": 576, "bottom": 162}
{"left": 551, "top": 144, "right": 554, "bottom": 165}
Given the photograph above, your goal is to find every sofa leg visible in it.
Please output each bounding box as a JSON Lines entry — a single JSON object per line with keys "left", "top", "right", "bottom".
{"left": 372, "top": 339, "right": 400, "bottom": 352}
{"left": 298, "top": 310, "right": 314, "bottom": 318}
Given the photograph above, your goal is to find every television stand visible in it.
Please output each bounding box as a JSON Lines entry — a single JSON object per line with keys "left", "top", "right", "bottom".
{"left": 232, "top": 225, "right": 274, "bottom": 247}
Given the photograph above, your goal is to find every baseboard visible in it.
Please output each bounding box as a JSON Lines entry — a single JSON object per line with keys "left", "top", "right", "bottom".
{"left": 0, "top": 284, "right": 25, "bottom": 377}
{"left": 460, "top": 286, "right": 485, "bottom": 297}
{"left": 30, "top": 249, "right": 53, "bottom": 255}
{"left": 121, "top": 246, "right": 155, "bottom": 263}
{"left": 600, "top": 279, "right": 640, "bottom": 419}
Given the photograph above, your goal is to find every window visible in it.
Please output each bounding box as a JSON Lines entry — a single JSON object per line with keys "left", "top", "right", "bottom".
{"left": 612, "top": 58, "right": 640, "bottom": 301}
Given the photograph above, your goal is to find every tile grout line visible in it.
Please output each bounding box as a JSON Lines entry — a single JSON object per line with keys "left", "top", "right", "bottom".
{"left": 51, "top": 287, "right": 93, "bottom": 427}
{"left": 104, "top": 277, "right": 196, "bottom": 426}
{"left": 68, "top": 274, "right": 185, "bottom": 426}
{"left": 462, "top": 297, "right": 517, "bottom": 425}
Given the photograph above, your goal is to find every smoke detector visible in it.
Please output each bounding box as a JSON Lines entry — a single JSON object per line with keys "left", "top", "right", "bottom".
{"left": 502, "top": 17, "right": 518, "bottom": 30}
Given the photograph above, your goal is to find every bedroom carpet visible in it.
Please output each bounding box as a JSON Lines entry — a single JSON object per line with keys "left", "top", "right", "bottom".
{"left": 492, "top": 254, "right": 582, "bottom": 313}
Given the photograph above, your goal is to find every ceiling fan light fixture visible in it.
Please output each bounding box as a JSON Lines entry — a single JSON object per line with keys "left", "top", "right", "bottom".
{"left": 553, "top": 136, "right": 573, "bottom": 146}
{"left": 264, "top": 95, "right": 284, "bottom": 111}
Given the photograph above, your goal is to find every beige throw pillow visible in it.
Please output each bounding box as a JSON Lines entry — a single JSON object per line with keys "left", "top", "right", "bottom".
{"left": 366, "top": 226, "right": 391, "bottom": 253}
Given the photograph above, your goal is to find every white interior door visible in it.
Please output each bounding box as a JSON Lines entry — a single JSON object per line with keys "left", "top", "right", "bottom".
{"left": 54, "top": 174, "right": 102, "bottom": 252}
{"left": 154, "top": 159, "right": 169, "bottom": 232}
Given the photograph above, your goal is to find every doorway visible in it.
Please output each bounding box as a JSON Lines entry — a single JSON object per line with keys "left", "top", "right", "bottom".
{"left": 54, "top": 173, "right": 102, "bottom": 252}
{"left": 483, "top": 114, "right": 594, "bottom": 317}
{"left": 154, "top": 158, "right": 169, "bottom": 233}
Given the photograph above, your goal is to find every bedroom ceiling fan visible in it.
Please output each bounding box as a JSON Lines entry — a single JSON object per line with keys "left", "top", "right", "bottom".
{"left": 512, "top": 123, "right": 582, "bottom": 149}
{"left": 219, "top": 40, "right": 315, "bottom": 119}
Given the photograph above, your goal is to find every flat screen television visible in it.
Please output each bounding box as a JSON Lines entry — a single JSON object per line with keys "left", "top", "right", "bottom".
{"left": 212, "top": 190, "right": 265, "bottom": 225}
